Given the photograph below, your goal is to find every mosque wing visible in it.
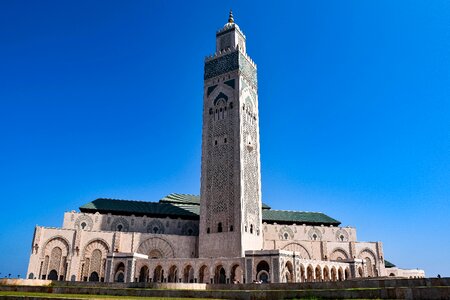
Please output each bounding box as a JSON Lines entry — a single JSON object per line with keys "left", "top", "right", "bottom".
{"left": 262, "top": 209, "right": 341, "bottom": 226}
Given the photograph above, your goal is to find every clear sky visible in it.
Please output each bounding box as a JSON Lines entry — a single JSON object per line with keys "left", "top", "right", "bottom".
{"left": 0, "top": 0, "right": 449, "bottom": 278}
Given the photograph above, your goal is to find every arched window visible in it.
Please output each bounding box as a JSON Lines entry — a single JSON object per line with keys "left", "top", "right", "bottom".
{"left": 81, "top": 222, "right": 86, "bottom": 230}
{"left": 117, "top": 224, "right": 123, "bottom": 232}
{"left": 207, "top": 227, "right": 210, "bottom": 234}
{"left": 218, "top": 222, "right": 223, "bottom": 233}
{"left": 230, "top": 225, "right": 234, "bottom": 232}
{"left": 250, "top": 224, "right": 253, "bottom": 234}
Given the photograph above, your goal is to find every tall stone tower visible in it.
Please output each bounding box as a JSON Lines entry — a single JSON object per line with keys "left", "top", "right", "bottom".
{"left": 199, "top": 11, "right": 263, "bottom": 258}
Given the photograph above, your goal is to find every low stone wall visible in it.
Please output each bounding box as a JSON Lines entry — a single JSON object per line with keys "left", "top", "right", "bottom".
{"left": 0, "top": 279, "right": 51, "bottom": 287}
{"left": 1, "top": 278, "right": 449, "bottom": 299}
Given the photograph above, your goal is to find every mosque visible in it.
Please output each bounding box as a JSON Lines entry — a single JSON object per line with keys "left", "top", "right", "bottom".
{"left": 26, "top": 12, "right": 424, "bottom": 284}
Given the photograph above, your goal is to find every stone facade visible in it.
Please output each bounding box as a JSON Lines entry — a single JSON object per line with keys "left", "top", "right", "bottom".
{"left": 26, "top": 12, "right": 425, "bottom": 284}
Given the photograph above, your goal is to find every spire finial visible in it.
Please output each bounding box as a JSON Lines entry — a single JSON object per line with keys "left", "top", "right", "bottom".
{"left": 228, "top": 9, "right": 234, "bottom": 23}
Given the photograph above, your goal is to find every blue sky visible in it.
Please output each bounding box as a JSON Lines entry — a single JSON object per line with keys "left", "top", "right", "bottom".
{"left": 0, "top": 0, "right": 449, "bottom": 278}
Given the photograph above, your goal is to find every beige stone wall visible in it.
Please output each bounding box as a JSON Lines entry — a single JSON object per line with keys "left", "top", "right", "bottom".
{"left": 27, "top": 225, "right": 197, "bottom": 281}
{"left": 63, "top": 212, "right": 199, "bottom": 236}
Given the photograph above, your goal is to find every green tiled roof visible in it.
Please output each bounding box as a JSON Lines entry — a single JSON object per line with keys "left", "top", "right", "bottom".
{"left": 79, "top": 198, "right": 198, "bottom": 219}
{"left": 160, "top": 193, "right": 271, "bottom": 209}
{"left": 79, "top": 193, "right": 339, "bottom": 226}
{"left": 384, "top": 260, "right": 396, "bottom": 268}
{"left": 262, "top": 209, "right": 341, "bottom": 226}
{"left": 160, "top": 193, "right": 200, "bottom": 205}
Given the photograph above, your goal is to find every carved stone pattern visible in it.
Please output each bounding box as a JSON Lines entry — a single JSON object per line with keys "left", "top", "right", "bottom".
{"left": 110, "top": 217, "right": 130, "bottom": 232}
{"left": 74, "top": 215, "right": 93, "bottom": 231}
{"left": 181, "top": 222, "right": 199, "bottom": 236}
{"left": 282, "top": 243, "right": 311, "bottom": 259}
{"left": 242, "top": 99, "right": 260, "bottom": 231}
{"left": 89, "top": 249, "right": 102, "bottom": 275}
{"left": 278, "top": 226, "right": 294, "bottom": 240}
{"left": 330, "top": 248, "right": 350, "bottom": 260}
{"left": 137, "top": 237, "right": 175, "bottom": 258}
{"left": 42, "top": 237, "right": 70, "bottom": 259}
{"left": 335, "top": 228, "right": 349, "bottom": 241}
{"left": 307, "top": 228, "right": 322, "bottom": 241}
{"left": 220, "top": 34, "right": 231, "bottom": 50}
{"left": 204, "top": 51, "right": 239, "bottom": 80}
{"left": 239, "top": 53, "right": 257, "bottom": 86}
{"left": 49, "top": 247, "right": 62, "bottom": 272}
{"left": 146, "top": 220, "right": 165, "bottom": 234}
{"left": 204, "top": 91, "right": 235, "bottom": 230}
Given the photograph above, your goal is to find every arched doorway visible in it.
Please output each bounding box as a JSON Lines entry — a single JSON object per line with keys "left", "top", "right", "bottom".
{"left": 345, "top": 267, "right": 350, "bottom": 280}
{"left": 323, "top": 266, "right": 330, "bottom": 281}
{"left": 139, "top": 266, "right": 149, "bottom": 282}
{"left": 338, "top": 267, "right": 344, "bottom": 281}
{"left": 300, "top": 264, "right": 306, "bottom": 282}
{"left": 256, "top": 260, "right": 270, "bottom": 283}
{"left": 331, "top": 267, "right": 337, "bottom": 281}
{"left": 168, "top": 265, "right": 178, "bottom": 283}
{"left": 183, "top": 265, "right": 194, "bottom": 283}
{"left": 231, "top": 264, "right": 243, "bottom": 283}
{"left": 89, "top": 271, "right": 99, "bottom": 282}
{"left": 198, "top": 265, "right": 209, "bottom": 283}
{"left": 284, "top": 261, "right": 294, "bottom": 283}
{"left": 153, "top": 265, "right": 163, "bottom": 282}
{"left": 48, "top": 270, "right": 58, "bottom": 280}
{"left": 306, "top": 265, "right": 314, "bottom": 282}
{"left": 214, "top": 265, "right": 226, "bottom": 284}
{"left": 315, "top": 266, "right": 322, "bottom": 282}
{"left": 114, "top": 262, "right": 125, "bottom": 282}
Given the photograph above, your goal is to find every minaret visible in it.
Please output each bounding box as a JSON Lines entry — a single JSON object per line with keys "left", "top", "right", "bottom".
{"left": 199, "top": 11, "right": 263, "bottom": 258}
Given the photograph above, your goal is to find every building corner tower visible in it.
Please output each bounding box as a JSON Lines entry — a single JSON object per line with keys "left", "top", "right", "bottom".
{"left": 199, "top": 11, "right": 263, "bottom": 258}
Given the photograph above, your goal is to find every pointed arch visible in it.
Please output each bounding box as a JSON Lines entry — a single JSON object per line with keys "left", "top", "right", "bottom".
{"left": 137, "top": 237, "right": 175, "bottom": 258}
{"left": 330, "top": 248, "right": 350, "bottom": 261}
{"left": 281, "top": 243, "right": 311, "bottom": 259}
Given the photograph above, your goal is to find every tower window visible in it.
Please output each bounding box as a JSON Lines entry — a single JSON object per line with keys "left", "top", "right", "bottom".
{"left": 230, "top": 225, "right": 234, "bottom": 232}
{"left": 229, "top": 102, "right": 233, "bottom": 109}
{"left": 250, "top": 224, "right": 253, "bottom": 234}
{"left": 209, "top": 108, "right": 213, "bottom": 115}
{"left": 81, "top": 222, "right": 86, "bottom": 230}
{"left": 117, "top": 224, "right": 123, "bottom": 232}
{"left": 215, "top": 140, "right": 218, "bottom": 145}
{"left": 218, "top": 222, "right": 223, "bottom": 233}
{"left": 207, "top": 227, "right": 210, "bottom": 234}
{"left": 224, "top": 138, "right": 227, "bottom": 143}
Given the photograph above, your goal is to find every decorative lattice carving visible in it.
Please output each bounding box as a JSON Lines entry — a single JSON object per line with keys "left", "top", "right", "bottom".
{"left": 110, "top": 217, "right": 129, "bottom": 232}
{"left": 282, "top": 243, "right": 311, "bottom": 259}
{"left": 204, "top": 52, "right": 239, "bottom": 80}
{"left": 49, "top": 247, "right": 62, "bottom": 272}
{"left": 335, "top": 228, "right": 349, "bottom": 242}
{"left": 146, "top": 220, "right": 165, "bottom": 234}
{"left": 137, "top": 237, "right": 175, "bottom": 258}
{"left": 41, "top": 237, "right": 70, "bottom": 259}
{"left": 74, "top": 215, "right": 93, "bottom": 231}
{"left": 181, "top": 222, "right": 199, "bottom": 236}
{"left": 330, "top": 248, "right": 350, "bottom": 260}
{"left": 278, "top": 226, "right": 294, "bottom": 240}
{"left": 308, "top": 228, "right": 322, "bottom": 241}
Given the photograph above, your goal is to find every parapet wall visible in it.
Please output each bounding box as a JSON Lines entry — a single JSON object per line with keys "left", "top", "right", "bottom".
{"left": 1, "top": 277, "right": 449, "bottom": 300}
